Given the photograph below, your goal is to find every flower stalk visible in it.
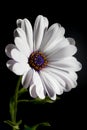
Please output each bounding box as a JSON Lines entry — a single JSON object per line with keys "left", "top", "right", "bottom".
{"left": 14, "top": 76, "right": 22, "bottom": 123}
{"left": 10, "top": 77, "right": 22, "bottom": 130}
{"left": 4, "top": 76, "right": 52, "bottom": 130}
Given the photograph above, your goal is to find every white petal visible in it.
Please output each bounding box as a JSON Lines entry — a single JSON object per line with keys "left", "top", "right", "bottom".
{"left": 48, "top": 57, "right": 82, "bottom": 72}
{"left": 14, "top": 28, "right": 31, "bottom": 57}
{"left": 5, "top": 44, "right": 17, "bottom": 58}
{"left": 43, "top": 17, "right": 49, "bottom": 29}
{"left": 40, "top": 23, "right": 65, "bottom": 52}
{"left": 42, "top": 24, "right": 65, "bottom": 52}
{"left": 22, "top": 69, "right": 33, "bottom": 88}
{"left": 16, "top": 19, "right": 22, "bottom": 27}
{"left": 69, "top": 71, "right": 78, "bottom": 81}
{"left": 41, "top": 70, "right": 63, "bottom": 95}
{"left": 46, "top": 38, "right": 69, "bottom": 57}
{"left": 42, "top": 68, "right": 65, "bottom": 90}
{"left": 67, "top": 38, "right": 75, "bottom": 45}
{"left": 40, "top": 71, "right": 56, "bottom": 100}
{"left": 11, "top": 48, "right": 28, "bottom": 63}
{"left": 48, "top": 45, "right": 77, "bottom": 61}
{"left": 52, "top": 69, "right": 77, "bottom": 91}
{"left": 29, "top": 84, "right": 38, "bottom": 98}
{"left": 17, "top": 18, "right": 33, "bottom": 51}
{"left": 43, "top": 67, "right": 77, "bottom": 91}
{"left": 13, "top": 63, "right": 29, "bottom": 75}
{"left": 6, "top": 60, "right": 29, "bottom": 75}
{"left": 14, "top": 28, "right": 26, "bottom": 41}
{"left": 33, "top": 70, "right": 45, "bottom": 99}
{"left": 34, "top": 15, "right": 49, "bottom": 51}
{"left": 5, "top": 43, "right": 29, "bottom": 62}
{"left": 15, "top": 37, "right": 31, "bottom": 58}
{"left": 6, "top": 60, "right": 16, "bottom": 71}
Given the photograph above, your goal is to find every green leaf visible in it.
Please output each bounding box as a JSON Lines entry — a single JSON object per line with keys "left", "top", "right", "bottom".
{"left": 4, "top": 120, "right": 22, "bottom": 129}
{"left": 24, "top": 125, "right": 32, "bottom": 130}
{"left": 32, "top": 122, "right": 51, "bottom": 130}
{"left": 18, "top": 88, "right": 28, "bottom": 97}
{"left": 18, "top": 96, "right": 60, "bottom": 104}
{"left": 29, "top": 96, "right": 60, "bottom": 104}
{"left": 17, "top": 120, "right": 22, "bottom": 125}
{"left": 4, "top": 120, "right": 19, "bottom": 129}
{"left": 24, "top": 122, "right": 50, "bottom": 130}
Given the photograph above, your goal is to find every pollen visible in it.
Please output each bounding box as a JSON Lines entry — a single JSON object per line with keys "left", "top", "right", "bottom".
{"left": 29, "top": 51, "right": 48, "bottom": 71}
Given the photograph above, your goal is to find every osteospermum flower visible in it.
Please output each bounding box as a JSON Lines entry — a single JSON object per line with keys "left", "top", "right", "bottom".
{"left": 5, "top": 15, "right": 82, "bottom": 100}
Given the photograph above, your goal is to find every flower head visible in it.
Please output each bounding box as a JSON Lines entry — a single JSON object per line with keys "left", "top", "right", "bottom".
{"left": 5, "top": 15, "right": 82, "bottom": 100}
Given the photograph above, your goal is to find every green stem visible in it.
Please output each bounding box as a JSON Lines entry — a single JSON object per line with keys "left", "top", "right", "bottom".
{"left": 14, "top": 76, "right": 21, "bottom": 122}
{"left": 12, "top": 76, "right": 22, "bottom": 130}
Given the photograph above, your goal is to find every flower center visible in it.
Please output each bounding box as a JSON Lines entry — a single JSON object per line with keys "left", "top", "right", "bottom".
{"left": 29, "top": 51, "right": 48, "bottom": 71}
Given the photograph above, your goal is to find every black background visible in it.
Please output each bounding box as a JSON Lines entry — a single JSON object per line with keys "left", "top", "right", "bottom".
{"left": 0, "top": 1, "right": 87, "bottom": 130}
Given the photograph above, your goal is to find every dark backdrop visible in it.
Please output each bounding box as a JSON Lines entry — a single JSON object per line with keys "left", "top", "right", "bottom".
{"left": 0, "top": 1, "right": 87, "bottom": 130}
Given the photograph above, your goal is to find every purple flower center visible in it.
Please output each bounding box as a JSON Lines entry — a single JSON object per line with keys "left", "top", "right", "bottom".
{"left": 34, "top": 55, "right": 44, "bottom": 66}
{"left": 29, "top": 51, "right": 48, "bottom": 71}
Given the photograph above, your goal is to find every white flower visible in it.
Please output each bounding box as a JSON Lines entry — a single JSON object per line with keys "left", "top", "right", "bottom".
{"left": 5, "top": 15, "right": 82, "bottom": 100}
